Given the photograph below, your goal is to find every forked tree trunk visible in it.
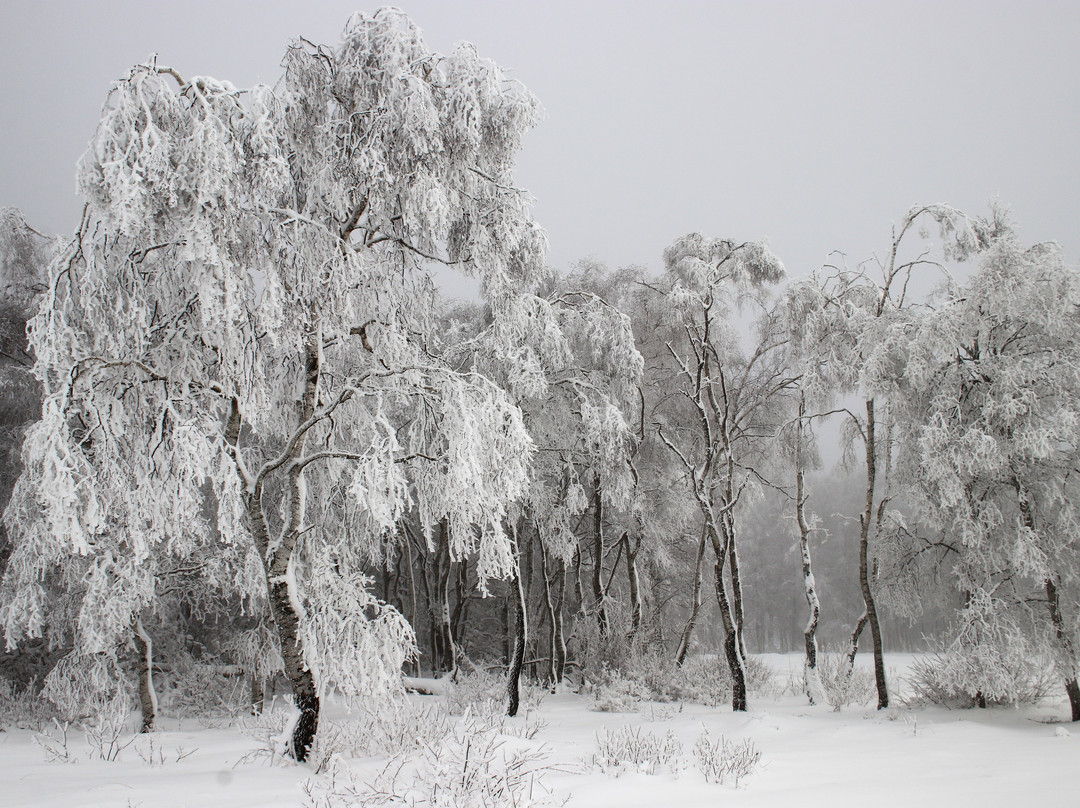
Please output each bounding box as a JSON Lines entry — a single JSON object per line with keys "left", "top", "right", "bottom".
{"left": 540, "top": 543, "right": 559, "bottom": 686}
{"left": 845, "top": 610, "right": 870, "bottom": 680}
{"left": 133, "top": 616, "right": 156, "bottom": 733}
{"left": 714, "top": 556, "right": 747, "bottom": 712}
{"left": 726, "top": 515, "right": 747, "bottom": 662}
{"left": 264, "top": 554, "right": 319, "bottom": 760}
{"left": 232, "top": 340, "right": 323, "bottom": 761}
{"left": 553, "top": 559, "right": 567, "bottom": 684}
{"left": 404, "top": 527, "right": 420, "bottom": 678}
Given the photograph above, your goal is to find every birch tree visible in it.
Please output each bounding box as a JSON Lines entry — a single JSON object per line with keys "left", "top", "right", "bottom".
{"left": 654, "top": 233, "right": 791, "bottom": 711}
{"left": 445, "top": 261, "right": 642, "bottom": 710}
{"left": 1, "top": 9, "right": 546, "bottom": 759}
{"left": 786, "top": 204, "right": 1004, "bottom": 709}
{"left": 902, "top": 229, "right": 1080, "bottom": 719}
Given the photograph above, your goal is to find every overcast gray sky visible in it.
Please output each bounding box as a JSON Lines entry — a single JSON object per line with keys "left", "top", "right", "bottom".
{"left": 2, "top": 0, "right": 1079, "bottom": 280}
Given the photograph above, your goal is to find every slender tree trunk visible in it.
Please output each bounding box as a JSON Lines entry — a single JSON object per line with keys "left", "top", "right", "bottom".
{"left": 553, "top": 561, "right": 566, "bottom": 684}
{"left": 858, "top": 399, "right": 888, "bottom": 709}
{"left": 726, "top": 514, "right": 747, "bottom": 661}
{"left": 716, "top": 476, "right": 749, "bottom": 667}
{"left": 236, "top": 339, "right": 324, "bottom": 761}
{"left": 507, "top": 565, "right": 528, "bottom": 717}
{"left": 573, "top": 546, "right": 586, "bottom": 617}
{"left": 796, "top": 394, "right": 824, "bottom": 705}
{"left": 404, "top": 525, "right": 420, "bottom": 677}
{"left": 1045, "top": 578, "right": 1080, "bottom": 722}
{"left": 540, "top": 542, "right": 558, "bottom": 686}
{"left": 432, "top": 522, "right": 456, "bottom": 675}
{"left": 676, "top": 524, "right": 708, "bottom": 667}
{"left": 450, "top": 557, "right": 470, "bottom": 654}
{"left": 846, "top": 610, "right": 870, "bottom": 678}
{"left": 592, "top": 475, "right": 607, "bottom": 636}
{"left": 133, "top": 616, "right": 156, "bottom": 733}
{"left": 624, "top": 532, "right": 643, "bottom": 643}
{"left": 522, "top": 527, "right": 537, "bottom": 681}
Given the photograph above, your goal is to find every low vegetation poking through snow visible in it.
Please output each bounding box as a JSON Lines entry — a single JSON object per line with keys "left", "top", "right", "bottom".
{"left": 693, "top": 728, "right": 761, "bottom": 787}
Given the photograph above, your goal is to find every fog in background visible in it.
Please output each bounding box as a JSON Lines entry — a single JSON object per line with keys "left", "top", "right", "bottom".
{"left": 3, "top": 0, "right": 1078, "bottom": 283}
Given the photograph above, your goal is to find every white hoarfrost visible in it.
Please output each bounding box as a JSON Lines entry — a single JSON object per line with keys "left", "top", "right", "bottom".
{"left": 1, "top": 8, "right": 551, "bottom": 734}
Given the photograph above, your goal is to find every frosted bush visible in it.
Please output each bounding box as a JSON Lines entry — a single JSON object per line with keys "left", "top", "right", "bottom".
{"left": 0, "top": 677, "right": 55, "bottom": 730}
{"left": 83, "top": 699, "right": 135, "bottom": 762}
{"left": 445, "top": 668, "right": 545, "bottom": 716}
{"left": 591, "top": 652, "right": 742, "bottom": 708}
{"left": 303, "top": 716, "right": 557, "bottom": 807}
{"left": 903, "top": 653, "right": 1057, "bottom": 709}
{"left": 590, "top": 671, "right": 652, "bottom": 712}
{"left": 668, "top": 656, "right": 732, "bottom": 706}
{"left": 623, "top": 651, "right": 677, "bottom": 701}
{"left": 162, "top": 661, "right": 248, "bottom": 720}
{"left": 817, "top": 652, "right": 876, "bottom": 710}
{"left": 307, "top": 700, "right": 454, "bottom": 773}
{"left": 236, "top": 703, "right": 293, "bottom": 766}
{"left": 743, "top": 656, "right": 782, "bottom": 699}
{"left": 591, "top": 725, "right": 685, "bottom": 776}
{"left": 693, "top": 728, "right": 760, "bottom": 787}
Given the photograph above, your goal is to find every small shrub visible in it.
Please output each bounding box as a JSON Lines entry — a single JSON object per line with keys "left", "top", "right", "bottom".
{"left": 816, "top": 652, "right": 876, "bottom": 710}
{"left": 307, "top": 700, "right": 454, "bottom": 773}
{"left": 693, "top": 728, "right": 760, "bottom": 787}
{"left": 444, "top": 668, "right": 503, "bottom": 715}
{"left": 591, "top": 725, "right": 684, "bottom": 776}
{"left": 83, "top": 700, "right": 135, "bottom": 762}
{"left": 0, "top": 677, "right": 55, "bottom": 730}
{"left": 743, "top": 656, "right": 782, "bottom": 699}
{"left": 303, "top": 717, "right": 558, "bottom": 807}
{"left": 640, "top": 702, "right": 679, "bottom": 722}
{"left": 33, "top": 717, "right": 76, "bottom": 763}
{"left": 902, "top": 653, "right": 1057, "bottom": 709}
{"left": 161, "top": 660, "right": 247, "bottom": 720}
{"left": 623, "top": 651, "right": 677, "bottom": 701}
{"left": 669, "top": 656, "right": 732, "bottom": 707}
{"left": 236, "top": 703, "right": 293, "bottom": 766}
{"left": 446, "top": 668, "right": 545, "bottom": 716}
{"left": 590, "top": 671, "right": 652, "bottom": 712}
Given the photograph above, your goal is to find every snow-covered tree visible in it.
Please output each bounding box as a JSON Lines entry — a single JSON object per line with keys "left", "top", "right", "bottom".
{"left": 2, "top": 9, "right": 547, "bottom": 758}
{"left": 0, "top": 207, "right": 52, "bottom": 559}
{"left": 0, "top": 209, "right": 56, "bottom": 689}
{"left": 785, "top": 203, "right": 1005, "bottom": 709}
{"left": 901, "top": 228, "right": 1080, "bottom": 719}
{"left": 444, "top": 259, "right": 642, "bottom": 711}
{"left": 653, "top": 233, "right": 791, "bottom": 711}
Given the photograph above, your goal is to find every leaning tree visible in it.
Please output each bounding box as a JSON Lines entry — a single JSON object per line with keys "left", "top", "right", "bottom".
{"left": 1, "top": 9, "right": 550, "bottom": 759}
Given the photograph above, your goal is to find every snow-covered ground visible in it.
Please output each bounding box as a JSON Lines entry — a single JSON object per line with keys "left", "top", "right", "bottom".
{"left": 3, "top": 654, "right": 1076, "bottom": 808}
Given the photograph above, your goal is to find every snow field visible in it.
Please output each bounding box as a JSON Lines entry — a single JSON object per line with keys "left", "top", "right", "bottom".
{"left": 2, "top": 653, "right": 1077, "bottom": 808}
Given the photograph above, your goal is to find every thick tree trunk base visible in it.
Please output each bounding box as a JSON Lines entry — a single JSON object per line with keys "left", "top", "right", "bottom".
{"left": 725, "top": 632, "right": 747, "bottom": 713}
{"left": 507, "top": 573, "right": 527, "bottom": 717}
{"left": 291, "top": 690, "right": 320, "bottom": 762}
{"left": 1066, "top": 678, "right": 1080, "bottom": 722}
